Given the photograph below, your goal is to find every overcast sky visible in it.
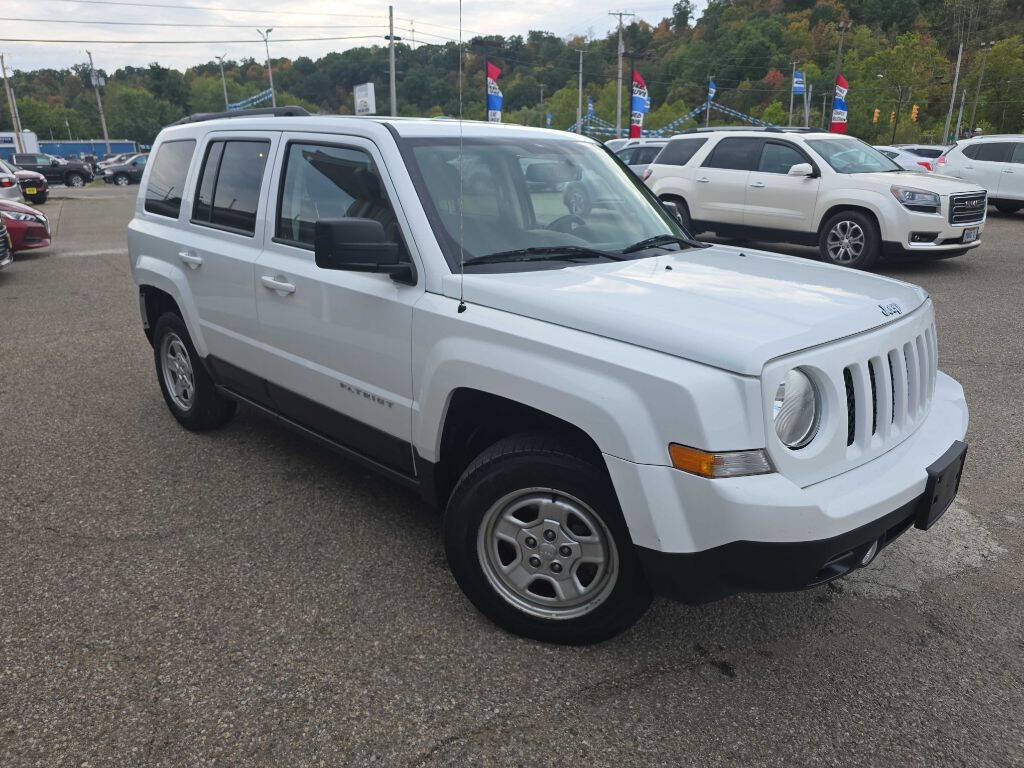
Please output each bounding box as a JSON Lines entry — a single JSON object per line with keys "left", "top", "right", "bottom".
{"left": 2, "top": 0, "right": 708, "bottom": 74}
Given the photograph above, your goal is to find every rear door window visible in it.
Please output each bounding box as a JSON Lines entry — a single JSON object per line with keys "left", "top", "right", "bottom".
{"left": 702, "top": 137, "right": 762, "bottom": 171}
{"left": 974, "top": 142, "right": 1011, "bottom": 163}
{"left": 192, "top": 139, "right": 270, "bottom": 235}
{"left": 1009, "top": 143, "right": 1024, "bottom": 164}
{"left": 633, "top": 146, "right": 663, "bottom": 165}
{"left": 654, "top": 138, "right": 707, "bottom": 166}
{"left": 144, "top": 140, "right": 195, "bottom": 218}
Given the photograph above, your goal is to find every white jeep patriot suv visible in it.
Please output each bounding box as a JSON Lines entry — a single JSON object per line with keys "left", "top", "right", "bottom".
{"left": 644, "top": 128, "right": 987, "bottom": 269}
{"left": 128, "top": 108, "right": 969, "bottom": 644}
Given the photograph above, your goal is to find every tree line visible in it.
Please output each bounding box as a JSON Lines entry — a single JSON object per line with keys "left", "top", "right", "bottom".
{"left": 2, "top": 0, "right": 1021, "bottom": 145}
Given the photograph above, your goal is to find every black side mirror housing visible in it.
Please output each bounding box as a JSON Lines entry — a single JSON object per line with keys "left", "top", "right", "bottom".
{"left": 50, "top": 159, "right": 61, "bottom": 167}
{"left": 662, "top": 200, "right": 683, "bottom": 224}
{"left": 314, "top": 218, "right": 415, "bottom": 284}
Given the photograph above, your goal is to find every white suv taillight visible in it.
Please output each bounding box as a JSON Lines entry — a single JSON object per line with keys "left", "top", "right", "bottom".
{"left": 936, "top": 155, "right": 947, "bottom": 168}
{"left": 642, "top": 167, "right": 653, "bottom": 181}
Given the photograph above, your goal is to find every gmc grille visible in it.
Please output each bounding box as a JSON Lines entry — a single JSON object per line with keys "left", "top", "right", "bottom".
{"left": 949, "top": 192, "right": 986, "bottom": 225}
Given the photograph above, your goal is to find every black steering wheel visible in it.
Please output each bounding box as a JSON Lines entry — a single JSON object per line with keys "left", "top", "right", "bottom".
{"left": 546, "top": 213, "right": 586, "bottom": 233}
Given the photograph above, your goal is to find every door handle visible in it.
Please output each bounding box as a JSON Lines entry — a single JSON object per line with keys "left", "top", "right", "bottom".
{"left": 749, "top": 181, "right": 766, "bottom": 188}
{"left": 1003, "top": 168, "right": 1014, "bottom": 174}
{"left": 261, "top": 275, "right": 296, "bottom": 295}
{"left": 696, "top": 176, "right": 710, "bottom": 183}
{"left": 178, "top": 250, "right": 202, "bottom": 269}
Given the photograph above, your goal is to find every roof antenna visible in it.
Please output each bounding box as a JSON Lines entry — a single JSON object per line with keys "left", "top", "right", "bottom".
{"left": 456, "top": 0, "right": 467, "bottom": 313}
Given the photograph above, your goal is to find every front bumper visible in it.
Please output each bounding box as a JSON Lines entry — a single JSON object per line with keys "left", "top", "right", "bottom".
{"left": 605, "top": 372, "right": 968, "bottom": 602}
{"left": 881, "top": 198, "right": 985, "bottom": 257}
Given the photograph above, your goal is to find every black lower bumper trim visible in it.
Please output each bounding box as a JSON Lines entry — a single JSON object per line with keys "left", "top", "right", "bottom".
{"left": 637, "top": 493, "right": 923, "bottom": 604}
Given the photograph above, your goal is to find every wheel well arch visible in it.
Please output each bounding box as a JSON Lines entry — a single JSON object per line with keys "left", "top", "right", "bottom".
{"left": 817, "top": 204, "right": 881, "bottom": 239}
{"left": 658, "top": 192, "right": 689, "bottom": 211}
{"left": 139, "top": 285, "right": 182, "bottom": 345}
{"left": 429, "top": 388, "right": 603, "bottom": 509}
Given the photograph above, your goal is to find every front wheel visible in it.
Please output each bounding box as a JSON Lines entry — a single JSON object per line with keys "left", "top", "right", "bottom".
{"left": 819, "top": 210, "right": 880, "bottom": 269}
{"left": 65, "top": 173, "right": 86, "bottom": 188}
{"left": 113, "top": 173, "right": 130, "bottom": 186}
{"left": 444, "top": 433, "right": 652, "bottom": 644}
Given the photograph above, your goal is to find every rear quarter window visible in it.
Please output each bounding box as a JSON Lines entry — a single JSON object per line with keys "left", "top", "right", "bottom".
{"left": 144, "top": 139, "right": 196, "bottom": 218}
{"left": 654, "top": 138, "right": 708, "bottom": 166}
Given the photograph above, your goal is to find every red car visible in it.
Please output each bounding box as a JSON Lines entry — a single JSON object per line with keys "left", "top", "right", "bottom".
{"left": 0, "top": 199, "right": 51, "bottom": 252}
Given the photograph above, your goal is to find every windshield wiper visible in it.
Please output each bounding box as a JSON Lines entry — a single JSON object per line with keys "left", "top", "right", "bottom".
{"left": 462, "top": 245, "right": 624, "bottom": 266}
{"left": 620, "top": 234, "right": 706, "bottom": 254}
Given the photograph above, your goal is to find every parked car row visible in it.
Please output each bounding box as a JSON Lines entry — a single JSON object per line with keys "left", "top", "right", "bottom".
{"left": 0, "top": 157, "right": 53, "bottom": 271}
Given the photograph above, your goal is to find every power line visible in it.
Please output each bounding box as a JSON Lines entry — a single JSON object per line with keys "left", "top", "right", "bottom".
{"left": 0, "top": 17, "right": 387, "bottom": 29}
{"left": 0, "top": 34, "right": 385, "bottom": 44}
{"left": 28, "top": 0, "right": 390, "bottom": 20}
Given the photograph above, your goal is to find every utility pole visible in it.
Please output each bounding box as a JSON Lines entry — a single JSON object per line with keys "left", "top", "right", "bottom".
{"left": 215, "top": 54, "right": 229, "bottom": 109}
{"left": 804, "top": 82, "right": 812, "bottom": 126}
{"left": 788, "top": 61, "right": 797, "bottom": 126}
{"left": 0, "top": 53, "right": 24, "bottom": 153}
{"left": 65, "top": 118, "right": 72, "bottom": 140}
{"left": 609, "top": 11, "right": 634, "bottom": 138}
{"left": 954, "top": 88, "right": 967, "bottom": 139}
{"left": 822, "top": 91, "right": 828, "bottom": 129}
{"left": 943, "top": 41, "right": 963, "bottom": 143}
{"left": 256, "top": 29, "right": 276, "bottom": 107}
{"left": 576, "top": 48, "right": 584, "bottom": 135}
{"left": 891, "top": 86, "right": 907, "bottom": 144}
{"left": 86, "top": 51, "right": 111, "bottom": 155}
{"left": 386, "top": 6, "right": 400, "bottom": 116}
{"left": 830, "top": 20, "right": 851, "bottom": 130}
{"left": 969, "top": 41, "right": 994, "bottom": 135}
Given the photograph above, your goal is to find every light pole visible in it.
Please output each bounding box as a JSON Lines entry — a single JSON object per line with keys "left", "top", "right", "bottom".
{"left": 385, "top": 6, "right": 401, "bottom": 116}
{"left": 256, "top": 29, "right": 276, "bottom": 107}
{"left": 576, "top": 48, "right": 585, "bottom": 135}
{"left": 86, "top": 50, "right": 111, "bottom": 155}
{"left": 969, "top": 41, "right": 995, "bottom": 136}
{"left": 0, "top": 53, "right": 24, "bottom": 153}
{"left": 609, "top": 11, "right": 634, "bottom": 138}
{"left": 215, "top": 54, "right": 229, "bottom": 109}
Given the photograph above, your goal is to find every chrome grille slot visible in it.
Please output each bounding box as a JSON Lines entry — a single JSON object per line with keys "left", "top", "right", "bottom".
{"left": 868, "top": 360, "right": 878, "bottom": 435}
{"left": 843, "top": 367, "right": 855, "bottom": 446}
{"left": 949, "top": 192, "right": 986, "bottom": 225}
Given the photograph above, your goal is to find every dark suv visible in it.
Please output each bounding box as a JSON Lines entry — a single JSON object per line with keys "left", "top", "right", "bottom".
{"left": 12, "top": 153, "right": 94, "bottom": 188}
{"left": 102, "top": 153, "right": 149, "bottom": 186}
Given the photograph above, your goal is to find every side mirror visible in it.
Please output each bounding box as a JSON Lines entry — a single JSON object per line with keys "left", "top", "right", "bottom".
{"left": 662, "top": 200, "right": 683, "bottom": 224}
{"left": 314, "top": 218, "right": 414, "bottom": 283}
{"left": 50, "top": 159, "right": 61, "bottom": 167}
{"left": 788, "top": 162, "right": 814, "bottom": 177}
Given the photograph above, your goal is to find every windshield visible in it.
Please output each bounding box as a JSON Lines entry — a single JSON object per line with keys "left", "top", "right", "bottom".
{"left": 404, "top": 137, "right": 683, "bottom": 270}
{"left": 805, "top": 138, "right": 902, "bottom": 174}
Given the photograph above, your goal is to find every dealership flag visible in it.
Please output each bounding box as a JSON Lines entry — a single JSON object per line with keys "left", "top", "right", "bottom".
{"left": 830, "top": 74, "right": 849, "bottom": 133}
{"left": 587, "top": 96, "right": 595, "bottom": 119}
{"left": 707, "top": 79, "right": 716, "bottom": 102}
{"left": 629, "top": 69, "right": 651, "bottom": 138}
{"left": 486, "top": 61, "right": 503, "bottom": 122}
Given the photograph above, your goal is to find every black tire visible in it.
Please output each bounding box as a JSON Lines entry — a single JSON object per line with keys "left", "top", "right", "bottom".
{"left": 444, "top": 432, "right": 653, "bottom": 645}
{"left": 563, "top": 183, "right": 592, "bottom": 217}
{"left": 818, "top": 209, "right": 880, "bottom": 269}
{"left": 113, "top": 173, "right": 130, "bottom": 186}
{"left": 32, "top": 192, "right": 48, "bottom": 204}
{"left": 994, "top": 202, "right": 1022, "bottom": 214}
{"left": 65, "top": 172, "right": 85, "bottom": 188}
{"left": 152, "top": 312, "right": 236, "bottom": 431}
{"left": 661, "top": 195, "right": 694, "bottom": 234}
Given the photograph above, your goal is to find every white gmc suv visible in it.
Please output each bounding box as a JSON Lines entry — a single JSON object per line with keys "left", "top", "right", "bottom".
{"left": 644, "top": 128, "right": 987, "bottom": 269}
{"left": 128, "top": 109, "right": 969, "bottom": 644}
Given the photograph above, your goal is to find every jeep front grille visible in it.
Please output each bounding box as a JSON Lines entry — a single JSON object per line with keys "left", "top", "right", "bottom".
{"left": 949, "top": 192, "right": 986, "bottom": 225}
{"left": 842, "top": 323, "right": 937, "bottom": 450}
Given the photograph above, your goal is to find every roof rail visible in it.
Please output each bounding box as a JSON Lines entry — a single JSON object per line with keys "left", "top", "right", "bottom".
{"left": 170, "top": 106, "right": 311, "bottom": 126}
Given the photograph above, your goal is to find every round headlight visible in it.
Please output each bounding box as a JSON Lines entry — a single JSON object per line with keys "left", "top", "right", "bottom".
{"left": 773, "top": 369, "right": 820, "bottom": 449}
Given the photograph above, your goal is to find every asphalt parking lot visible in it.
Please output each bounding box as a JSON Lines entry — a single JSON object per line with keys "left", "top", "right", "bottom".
{"left": 1, "top": 186, "right": 1022, "bottom": 767}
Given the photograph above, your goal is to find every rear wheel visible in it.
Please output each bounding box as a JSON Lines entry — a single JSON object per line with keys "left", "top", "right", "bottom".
{"left": 65, "top": 173, "right": 86, "bottom": 188}
{"left": 661, "top": 196, "right": 693, "bottom": 234}
{"left": 819, "top": 210, "right": 880, "bottom": 269}
{"left": 563, "top": 183, "right": 592, "bottom": 217}
{"left": 152, "top": 312, "right": 236, "bottom": 431}
{"left": 444, "top": 432, "right": 652, "bottom": 644}
{"left": 113, "top": 173, "right": 130, "bottom": 186}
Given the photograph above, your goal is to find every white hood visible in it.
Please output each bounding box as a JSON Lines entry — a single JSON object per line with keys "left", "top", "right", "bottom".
{"left": 850, "top": 171, "right": 985, "bottom": 196}
{"left": 448, "top": 245, "right": 928, "bottom": 376}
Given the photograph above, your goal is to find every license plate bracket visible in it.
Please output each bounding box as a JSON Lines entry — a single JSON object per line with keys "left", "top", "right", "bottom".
{"left": 915, "top": 441, "right": 967, "bottom": 530}
{"left": 963, "top": 227, "right": 978, "bottom": 243}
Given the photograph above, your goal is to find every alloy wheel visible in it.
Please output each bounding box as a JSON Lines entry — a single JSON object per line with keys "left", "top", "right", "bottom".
{"left": 160, "top": 332, "right": 196, "bottom": 411}
{"left": 825, "top": 219, "right": 866, "bottom": 264}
